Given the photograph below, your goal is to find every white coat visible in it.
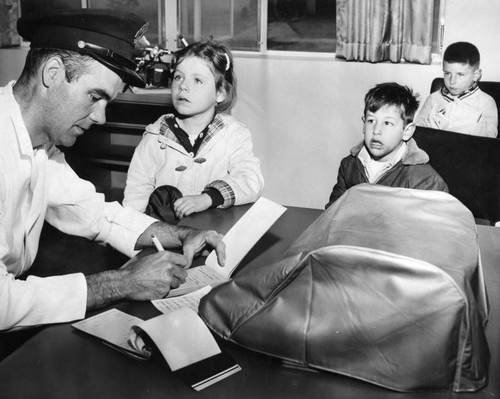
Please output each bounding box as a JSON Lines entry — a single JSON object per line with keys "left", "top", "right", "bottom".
{"left": 123, "top": 113, "right": 264, "bottom": 212}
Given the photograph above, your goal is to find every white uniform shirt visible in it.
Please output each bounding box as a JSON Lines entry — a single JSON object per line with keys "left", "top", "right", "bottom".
{"left": 0, "top": 82, "right": 156, "bottom": 330}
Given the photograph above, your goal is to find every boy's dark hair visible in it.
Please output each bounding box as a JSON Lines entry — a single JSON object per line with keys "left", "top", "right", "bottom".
{"left": 364, "top": 82, "right": 419, "bottom": 125}
{"left": 443, "top": 42, "right": 480, "bottom": 68}
{"left": 171, "top": 39, "right": 237, "bottom": 113}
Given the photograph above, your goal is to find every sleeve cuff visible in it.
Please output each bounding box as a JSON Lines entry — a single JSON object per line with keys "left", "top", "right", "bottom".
{"left": 202, "top": 188, "right": 224, "bottom": 208}
{"left": 103, "top": 204, "right": 157, "bottom": 257}
{"left": 204, "top": 180, "right": 235, "bottom": 208}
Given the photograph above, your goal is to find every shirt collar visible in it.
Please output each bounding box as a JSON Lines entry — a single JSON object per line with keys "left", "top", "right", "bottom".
{"left": 358, "top": 142, "right": 407, "bottom": 183}
{"left": 441, "top": 81, "right": 479, "bottom": 101}
{"left": 4, "top": 81, "right": 35, "bottom": 157}
{"left": 358, "top": 141, "right": 407, "bottom": 168}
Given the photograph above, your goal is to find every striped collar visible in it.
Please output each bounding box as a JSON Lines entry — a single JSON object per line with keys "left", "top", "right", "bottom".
{"left": 440, "top": 82, "right": 479, "bottom": 102}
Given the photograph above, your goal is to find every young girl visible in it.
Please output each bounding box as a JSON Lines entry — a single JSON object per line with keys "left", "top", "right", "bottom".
{"left": 123, "top": 40, "right": 264, "bottom": 222}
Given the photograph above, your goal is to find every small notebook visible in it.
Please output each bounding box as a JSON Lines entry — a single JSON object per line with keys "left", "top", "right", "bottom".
{"left": 73, "top": 307, "right": 240, "bottom": 390}
{"left": 72, "top": 308, "right": 149, "bottom": 361}
{"left": 166, "top": 197, "right": 287, "bottom": 297}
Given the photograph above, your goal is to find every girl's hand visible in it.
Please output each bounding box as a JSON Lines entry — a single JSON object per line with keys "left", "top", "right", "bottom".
{"left": 173, "top": 194, "right": 212, "bottom": 219}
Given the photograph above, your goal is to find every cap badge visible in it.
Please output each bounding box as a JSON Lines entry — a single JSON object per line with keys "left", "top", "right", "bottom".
{"left": 134, "top": 23, "right": 150, "bottom": 45}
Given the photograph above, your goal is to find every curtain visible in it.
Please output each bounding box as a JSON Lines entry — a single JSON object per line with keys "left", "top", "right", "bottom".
{"left": 0, "top": 0, "right": 21, "bottom": 48}
{"left": 336, "top": 0, "right": 435, "bottom": 64}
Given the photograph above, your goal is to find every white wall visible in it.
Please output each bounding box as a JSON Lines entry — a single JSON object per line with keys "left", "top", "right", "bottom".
{"left": 232, "top": 58, "right": 442, "bottom": 208}
{"left": 1, "top": 0, "right": 499, "bottom": 209}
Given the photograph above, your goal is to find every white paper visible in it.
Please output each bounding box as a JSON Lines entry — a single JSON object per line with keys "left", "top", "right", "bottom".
{"left": 72, "top": 309, "right": 145, "bottom": 357}
{"left": 166, "top": 265, "right": 225, "bottom": 297}
{"left": 152, "top": 286, "right": 212, "bottom": 313}
{"left": 205, "top": 197, "right": 287, "bottom": 276}
{"left": 130, "top": 308, "right": 221, "bottom": 371}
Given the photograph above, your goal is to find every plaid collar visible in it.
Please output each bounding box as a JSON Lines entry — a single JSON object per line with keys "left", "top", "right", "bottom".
{"left": 158, "top": 113, "right": 226, "bottom": 154}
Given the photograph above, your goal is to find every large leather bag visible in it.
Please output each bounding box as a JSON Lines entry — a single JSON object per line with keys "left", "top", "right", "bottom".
{"left": 199, "top": 184, "right": 490, "bottom": 392}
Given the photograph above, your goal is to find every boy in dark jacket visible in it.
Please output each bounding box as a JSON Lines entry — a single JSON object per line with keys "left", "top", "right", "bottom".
{"left": 326, "top": 82, "right": 448, "bottom": 208}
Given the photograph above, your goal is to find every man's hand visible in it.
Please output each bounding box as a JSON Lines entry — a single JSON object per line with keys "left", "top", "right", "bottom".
{"left": 86, "top": 251, "right": 188, "bottom": 310}
{"left": 173, "top": 194, "right": 212, "bottom": 219}
{"left": 119, "top": 251, "right": 188, "bottom": 300}
{"left": 182, "top": 229, "right": 226, "bottom": 267}
{"left": 136, "top": 220, "right": 226, "bottom": 269}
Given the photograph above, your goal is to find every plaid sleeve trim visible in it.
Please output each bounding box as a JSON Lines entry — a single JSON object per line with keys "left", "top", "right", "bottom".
{"left": 205, "top": 179, "right": 235, "bottom": 208}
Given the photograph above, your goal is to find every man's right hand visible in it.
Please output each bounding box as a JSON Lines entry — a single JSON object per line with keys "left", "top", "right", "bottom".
{"left": 86, "top": 251, "right": 188, "bottom": 310}
{"left": 120, "top": 251, "right": 188, "bottom": 301}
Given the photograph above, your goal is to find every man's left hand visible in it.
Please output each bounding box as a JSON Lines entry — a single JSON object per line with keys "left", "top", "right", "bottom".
{"left": 137, "top": 220, "right": 226, "bottom": 268}
{"left": 182, "top": 229, "right": 225, "bottom": 268}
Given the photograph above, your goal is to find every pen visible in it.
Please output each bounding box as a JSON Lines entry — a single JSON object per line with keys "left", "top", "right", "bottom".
{"left": 179, "top": 34, "right": 189, "bottom": 48}
{"left": 151, "top": 234, "right": 164, "bottom": 252}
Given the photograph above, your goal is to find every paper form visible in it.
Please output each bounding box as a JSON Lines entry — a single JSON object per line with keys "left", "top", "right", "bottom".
{"left": 152, "top": 286, "right": 212, "bottom": 313}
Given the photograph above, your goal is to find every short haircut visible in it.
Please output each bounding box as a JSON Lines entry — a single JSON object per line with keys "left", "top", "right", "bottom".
{"left": 171, "top": 39, "right": 237, "bottom": 113}
{"left": 443, "top": 42, "right": 480, "bottom": 68}
{"left": 17, "top": 48, "right": 94, "bottom": 85}
{"left": 364, "top": 82, "right": 420, "bottom": 125}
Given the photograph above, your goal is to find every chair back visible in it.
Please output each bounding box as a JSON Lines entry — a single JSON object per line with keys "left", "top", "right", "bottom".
{"left": 413, "top": 126, "right": 500, "bottom": 224}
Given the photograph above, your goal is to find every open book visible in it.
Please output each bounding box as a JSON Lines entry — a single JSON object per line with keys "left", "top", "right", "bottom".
{"left": 73, "top": 306, "right": 240, "bottom": 391}
{"left": 166, "top": 197, "right": 287, "bottom": 297}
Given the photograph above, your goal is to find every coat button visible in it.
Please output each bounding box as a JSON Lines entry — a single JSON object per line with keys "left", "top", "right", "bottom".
{"left": 175, "top": 165, "right": 187, "bottom": 171}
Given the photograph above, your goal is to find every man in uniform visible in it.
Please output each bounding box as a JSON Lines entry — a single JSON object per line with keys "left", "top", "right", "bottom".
{"left": 0, "top": 9, "right": 225, "bottom": 330}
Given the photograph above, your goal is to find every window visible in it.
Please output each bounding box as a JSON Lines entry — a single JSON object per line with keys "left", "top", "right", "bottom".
{"left": 87, "top": 0, "right": 160, "bottom": 45}
{"left": 176, "top": 0, "right": 335, "bottom": 53}
{"left": 179, "top": 0, "right": 442, "bottom": 56}
{"left": 20, "top": 0, "right": 160, "bottom": 45}
{"left": 267, "top": 0, "right": 335, "bottom": 52}
{"left": 179, "top": 0, "right": 261, "bottom": 51}
{"left": 20, "top": 0, "right": 444, "bottom": 58}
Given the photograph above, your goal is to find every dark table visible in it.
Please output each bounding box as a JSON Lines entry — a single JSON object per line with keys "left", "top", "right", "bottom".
{"left": 0, "top": 205, "right": 499, "bottom": 399}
